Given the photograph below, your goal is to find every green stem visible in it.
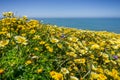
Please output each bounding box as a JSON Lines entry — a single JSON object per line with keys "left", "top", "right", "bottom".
{"left": 56, "top": 58, "right": 70, "bottom": 70}
{"left": 83, "top": 60, "right": 92, "bottom": 79}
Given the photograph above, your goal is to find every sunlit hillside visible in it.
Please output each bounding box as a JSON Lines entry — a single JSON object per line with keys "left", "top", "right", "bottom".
{"left": 0, "top": 12, "right": 120, "bottom": 80}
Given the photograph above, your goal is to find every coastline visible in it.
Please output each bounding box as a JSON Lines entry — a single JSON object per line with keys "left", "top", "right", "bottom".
{"left": 32, "top": 17, "right": 120, "bottom": 34}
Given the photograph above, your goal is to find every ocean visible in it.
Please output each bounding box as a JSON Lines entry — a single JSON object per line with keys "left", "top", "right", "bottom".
{"left": 34, "top": 18, "right": 120, "bottom": 33}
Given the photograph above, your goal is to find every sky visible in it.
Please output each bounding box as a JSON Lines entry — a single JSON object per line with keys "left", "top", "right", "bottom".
{"left": 0, "top": 0, "right": 120, "bottom": 18}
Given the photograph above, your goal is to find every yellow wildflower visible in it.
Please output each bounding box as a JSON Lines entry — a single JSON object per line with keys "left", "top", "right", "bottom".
{"left": 111, "top": 69, "right": 118, "bottom": 75}
{"left": 29, "top": 29, "right": 36, "bottom": 34}
{"left": 104, "top": 69, "right": 111, "bottom": 75}
{"left": 21, "top": 33, "right": 26, "bottom": 37}
{"left": 45, "top": 43, "right": 49, "bottom": 46}
{"left": 37, "top": 69, "right": 43, "bottom": 73}
{"left": 25, "top": 60, "right": 32, "bottom": 65}
{"left": 89, "top": 54, "right": 94, "bottom": 59}
{"left": 23, "top": 16, "right": 28, "bottom": 20}
{"left": 96, "top": 68, "right": 103, "bottom": 73}
{"left": 79, "top": 49, "right": 87, "bottom": 55}
{"left": 68, "top": 46, "right": 76, "bottom": 52}
{"left": 0, "top": 40, "right": 9, "bottom": 47}
{"left": 69, "top": 37, "right": 78, "bottom": 42}
{"left": 0, "top": 69, "right": 4, "bottom": 74}
{"left": 50, "top": 71, "right": 63, "bottom": 80}
{"left": 107, "top": 69, "right": 119, "bottom": 79}
{"left": 61, "top": 68, "right": 69, "bottom": 75}
{"left": 6, "top": 33, "right": 11, "bottom": 38}
{"left": 98, "top": 74, "right": 107, "bottom": 80}
{"left": 91, "top": 72, "right": 99, "bottom": 79}
{"left": 46, "top": 46, "right": 53, "bottom": 52}
{"left": 50, "top": 71, "right": 56, "bottom": 77}
{"left": 117, "top": 53, "right": 120, "bottom": 57}
{"left": 100, "top": 41, "right": 106, "bottom": 46}
{"left": 54, "top": 73, "right": 63, "bottom": 80}
{"left": 70, "top": 73, "right": 74, "bottom": 76}
{"left": 66, "top": 52, "right": 77, "bottom": 57}
{"left": 48, "top": 47, "right": 53, "bottom": 53}
{"left": 14, "top": 36, "right": 28, "bottom": 45}
{"left": 91, "top": 44, "right": 100, "bottom": 50}
{"left": 74, "top": 58, "right": 85, "bottom": 64}
{"left": 104, "top": 59, "right": 110, "bottom": 63}
{"left": 34, "top": 47, "right": 39, "bottom": 51}
{"left": 39, "top": 41, "right": 46, "bottom": 45}
{"left": 57, "top": 43, "right": 63, "bottom": 49}
{"left": 73, "top": 66, "right": 78, "bottom": 71}
{"left": 77, "top": 41, "right": 83, "bottom": 47}
{"left": 3, "top": 12, "right": 14, "bottom": 17}
{"left": 111, "top": 51, "right": 115, "bottom": 55}
{"left": 2, "top": 27, "right": 7, "bottom": 31}
{"left": 68, "top": 67, "right": 72, "bottom": 71}
{"left": 32, "top": 35, "right": 40, "bottom": 40}
{"left": 0, "top": 31, "right": 7, "bottom": 35}
{"left": 17, "top": 25, "right": 25, "bottom": 30}
{"left": 51, "top": 38, "right": 59, "bottom": 43}
{"left": 116, "top": 59, "right": 120, "bottom": 63}
{"left": 102, "top": 53, "right": 109, "bottom": 59}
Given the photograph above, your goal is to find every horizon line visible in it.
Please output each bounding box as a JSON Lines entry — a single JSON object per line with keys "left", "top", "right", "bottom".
{"left": 1, "top": 16, "right": 120, "bottom": 18}
{"left": 28, "top": 16, "right": 120, "bottom": 18}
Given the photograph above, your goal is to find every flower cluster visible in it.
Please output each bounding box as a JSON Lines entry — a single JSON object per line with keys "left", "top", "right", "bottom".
{"left": 50, "top": 71, "right": 63, "bottom": 80}
{"left": 0, "top": 12, "right": 120, "bottom": 80}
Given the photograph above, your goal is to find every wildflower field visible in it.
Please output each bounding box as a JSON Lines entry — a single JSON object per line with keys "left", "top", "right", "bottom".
{"left": 0, "top": 12, "right": 120, "bottom": 80}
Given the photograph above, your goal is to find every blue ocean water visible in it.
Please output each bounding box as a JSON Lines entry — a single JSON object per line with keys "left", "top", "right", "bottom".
{"left": 34, "top": 18, "right": 120, "bottom": 33}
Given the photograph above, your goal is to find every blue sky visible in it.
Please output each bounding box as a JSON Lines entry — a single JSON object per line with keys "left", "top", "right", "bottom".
{"left": 0, "top": 0, "right": 120, "bottom": 18}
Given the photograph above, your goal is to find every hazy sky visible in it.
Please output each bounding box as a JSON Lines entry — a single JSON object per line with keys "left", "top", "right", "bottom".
{"left": 0, "top": 0, "right": 120, "bottom": 18}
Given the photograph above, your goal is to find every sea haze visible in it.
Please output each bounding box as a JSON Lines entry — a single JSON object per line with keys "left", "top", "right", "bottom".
{"left": 33, "top": 18, "right": 120, "bottom": 33}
